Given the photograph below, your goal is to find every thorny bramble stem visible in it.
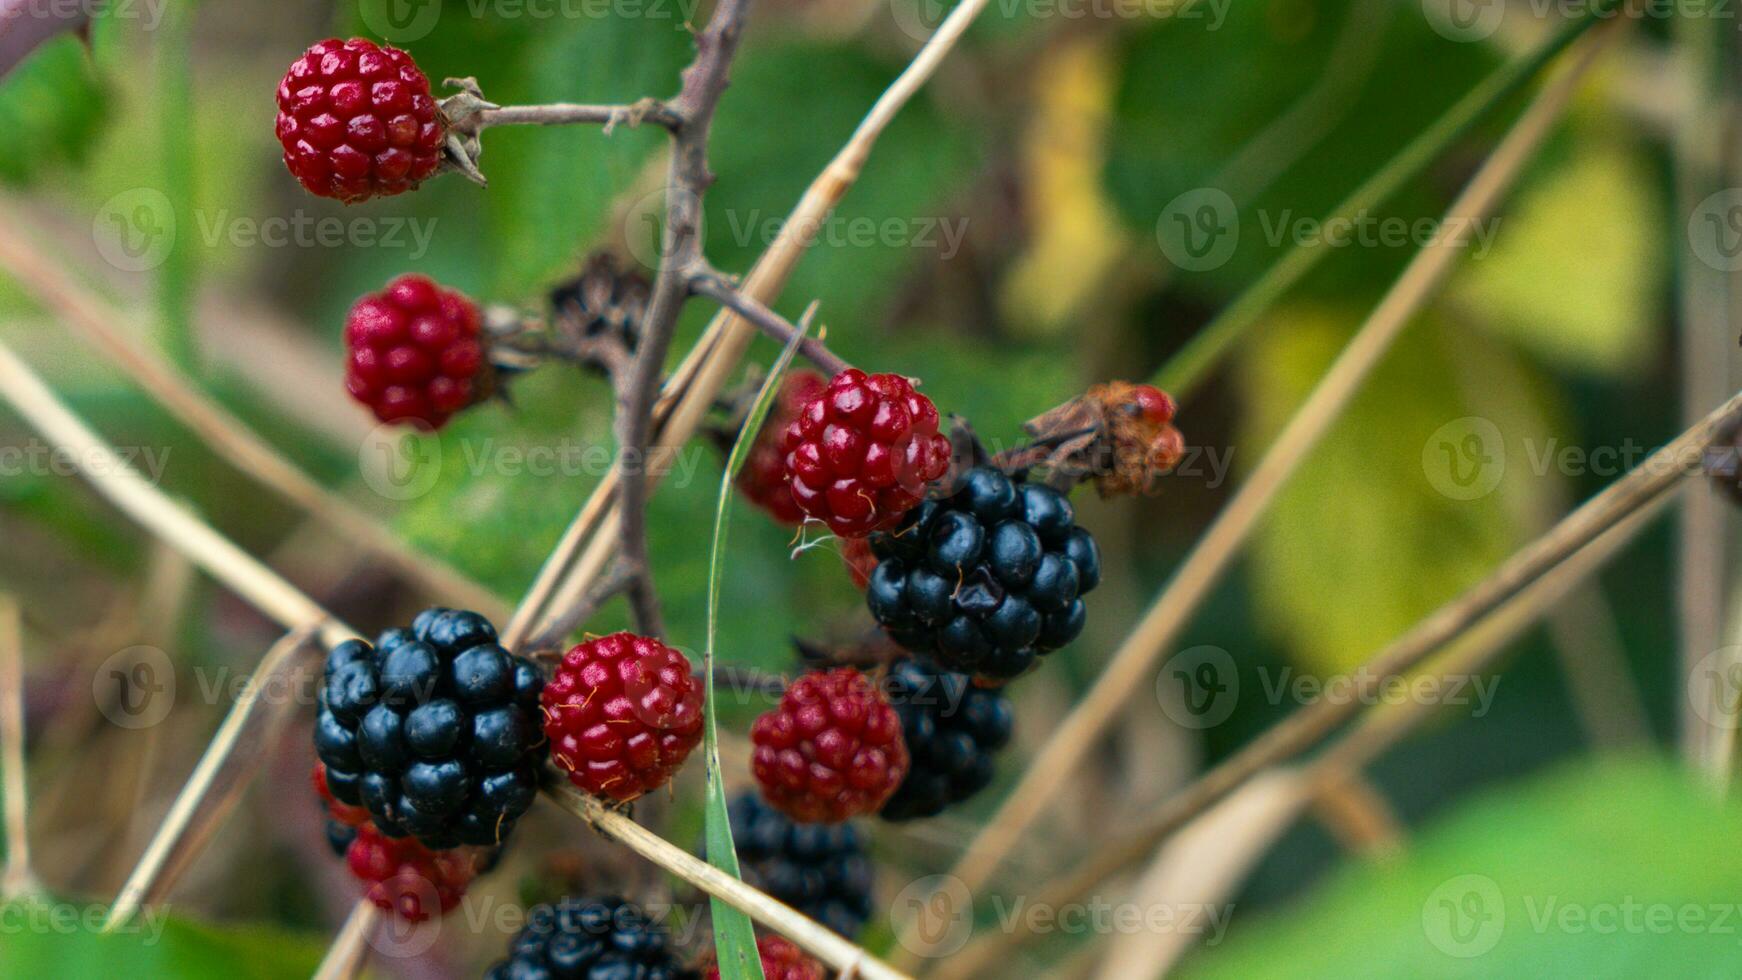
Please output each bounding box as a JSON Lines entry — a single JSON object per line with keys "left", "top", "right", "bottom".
{"left": 689, "top": 268, "right": 852, "bottom": 376}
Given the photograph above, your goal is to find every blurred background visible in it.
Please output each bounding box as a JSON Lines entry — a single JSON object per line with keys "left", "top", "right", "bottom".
{"left": 2, "top": 0, "right": 1741, "bottom": 976}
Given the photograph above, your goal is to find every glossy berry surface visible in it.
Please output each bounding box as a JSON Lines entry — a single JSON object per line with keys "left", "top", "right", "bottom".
{"left": 345, "top": 822, "right": 483, "bottom": 922}
{"left": 315, "top": 608, "right": 545, "bottom": 850}
{"left": 750, "top": 667, "right": 908, "bottom": 822}
{"left": 866, "top": 467, "right": 1101, "bottom": 680}
{"left": 879, "top": 658, "right": 1013, "bottom": 820}
{"left": 738, "top": 369, "right": 827, "bottom": 525}
{"left": 728, "top": 792, "right": 874, "bottom": 939}
{"left": 779, "top": 368, "right": 951, "bottom": 538}
{"left": 485, "top": 896, "right": 698, "bottom": 980}
{"left": 702, "top": 934, "right": 824, "bottom": 980}
{"left": 542, "top": 632, "right": 704, "bottom": 802}
{"left": 315, "top": 763, "right": 370, "bottom": 857}
{"left": 345, "top": 274, "right": 489, "bottom": 430}
{"left": 275, "top": 38, "right": 443, "bottom": 203}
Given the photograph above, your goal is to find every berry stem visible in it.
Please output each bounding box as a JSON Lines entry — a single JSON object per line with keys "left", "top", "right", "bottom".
{"left": 509, "top": 0, "right": 1004, "bottom": 648}
{"left": 0, "top": 596, "right": 37, "bottom": 901}
{"left": 475, "top": 98, "right": 682, "bottom": 131}
{"left": 689, "top": 268, "right": 852, "bottom": 376}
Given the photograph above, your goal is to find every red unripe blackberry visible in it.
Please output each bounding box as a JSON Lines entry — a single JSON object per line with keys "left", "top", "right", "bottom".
{"left": 750, "top": 667, "right": 908, "bottom": 823}
{"left": 542, "top": 632, "right": 704, "bottom": 802}
{"left": 344, "top": 274, "right": 490, "bottom": 430}
{"left": 780, "top": 369, "right": 951, "bottom": 538}
{"left": 345, "top": 823, "right": 481, "bottom": 922}
{"left": 702, "top": 934, "right": 824, "bottom": 980}
{"left": 738, "top": 369, "right": 828, "bottom": 525}
{"left": 275, "top": 38, "right": 444, "bottom": 203}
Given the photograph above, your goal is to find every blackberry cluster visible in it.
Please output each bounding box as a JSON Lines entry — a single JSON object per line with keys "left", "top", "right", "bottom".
{"left": 880, "top": 658, "right": 1013, "bottom": 821}
{"left": 866, "top": 467, "right": 1101, "bottom": 679}
{"left": 485, "top": 896, "right": 698, "bottom": 980}
{"left": 315, "top": 608, "right": 546, "bottom": 850}
{"left": 728, "top": 792, "right": 873, "bottom": 939}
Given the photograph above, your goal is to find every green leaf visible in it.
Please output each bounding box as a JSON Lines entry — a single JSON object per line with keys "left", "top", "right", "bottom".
{"left": 699, "top": 315, "right": 813, "bottom": 980}
{"left": 0, "top": 901, "right": 325, "bottom": 979}
{"left": 1236, "top": 308, "right": 1534, "bottom": 675}
{"left": 1177, "top": 757, "right": 1742, "bottom": 978}
{"left": 1445, "top": 121, "right": 1664, "bottom": 375}
{"left": 0, "top": 35, "right": 107, "bottom": 185}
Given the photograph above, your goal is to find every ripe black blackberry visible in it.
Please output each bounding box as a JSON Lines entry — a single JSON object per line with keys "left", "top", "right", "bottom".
{"left": 728, "top": 792, "right": 873, "bottom": 939}
{"left": 866, "top": 467, "right": 1102, "bottom": 679}
{"left": 485, "top": 896, "right": 698, "bottom": 980}
{"left": 880, "top": 658, "right": 1013, "bottom": 821}
{"left": 315, "top": 608, "right": 546, "bottom": 850}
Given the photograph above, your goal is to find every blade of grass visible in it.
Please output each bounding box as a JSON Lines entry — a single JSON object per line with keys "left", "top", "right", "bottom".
{"left": 1150, "top": 0, "right": 1617, "bottom": 401}
{"left": 154, "top": 0, "right": 197, "bottom": 372}
{"left": 700, "top": 302, "right": 817, "bottom": 980}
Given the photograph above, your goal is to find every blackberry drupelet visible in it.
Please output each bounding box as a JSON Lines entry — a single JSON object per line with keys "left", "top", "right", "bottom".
{"left": 879, "top": 658, "right": 1013, "bottom": 821}
{"left": 866, "top": 466, "right": 1102, "bottom": 680}
{"left": 727, "top": 792, "right": 874, "bottom": 939}
{"left": 485, "top": 896, "right": 698, "bottom": 980}
{"left": 315, "top": 607, "right": 546, "bottom": 850}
